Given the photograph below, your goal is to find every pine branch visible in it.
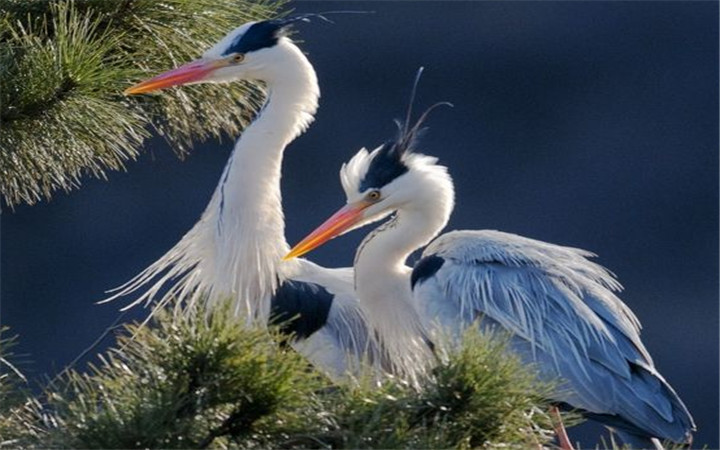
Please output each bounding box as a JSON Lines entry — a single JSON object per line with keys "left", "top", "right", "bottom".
{"left": 34, "top": 304, "right": 322, "bottom": 449}
{"left": 0, "top": 328, "right": 26, "bottom": 402}
{"left": 310, "top": 329, "right": 563, "bottom": 449}
{"left": 0, "top": 0, "right": 285, "bottom": 207}
{"left": 0, "top": 327, "right": 46, "bottom": 448}
{"left": 0, "top": 304, "right": 568, "bottom": 449}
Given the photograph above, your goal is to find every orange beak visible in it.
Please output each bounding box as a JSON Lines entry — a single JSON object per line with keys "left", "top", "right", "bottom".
{"left": 283, "top": 201, "right": 370, "bottom": 261}
{"left": 124, "top": 59, "right": 225, "bottom": 95}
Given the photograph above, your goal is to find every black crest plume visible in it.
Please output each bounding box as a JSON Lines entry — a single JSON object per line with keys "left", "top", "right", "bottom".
{"left": 395, "top": 67, "right": 453, "bottom": 155}
{"left": 274, "top": 10, "right": 374, "bottom": 27}
{"left": 359, "top": 68, "right": 452, "bottom": 192}
{"left": 224, "top": 11, "right": 373, "bottom": 56}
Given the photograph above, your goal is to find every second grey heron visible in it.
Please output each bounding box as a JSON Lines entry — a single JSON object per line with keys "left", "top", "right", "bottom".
{"left": 284, "top": 87, "right": 696, "bottom": 448}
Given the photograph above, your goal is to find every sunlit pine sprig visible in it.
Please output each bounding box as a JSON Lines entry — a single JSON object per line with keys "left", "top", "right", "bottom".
{"left": 0, "top": 0, "right": 285, "bottom": 206}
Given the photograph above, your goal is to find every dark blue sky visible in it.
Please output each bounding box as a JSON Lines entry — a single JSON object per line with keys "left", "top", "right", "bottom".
{"left": 2, "top": 2, "right": 717, "bottom": 447}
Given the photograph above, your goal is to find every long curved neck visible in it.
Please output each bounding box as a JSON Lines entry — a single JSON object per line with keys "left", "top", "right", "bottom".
{"left": 208, "top": 40, "right": 319, "bottom": 317}
{"left": 353, "top": 202, "right": 450, "bottom": 380}
{"left": 355, "top": 205, "right": 449, "bottom": 304}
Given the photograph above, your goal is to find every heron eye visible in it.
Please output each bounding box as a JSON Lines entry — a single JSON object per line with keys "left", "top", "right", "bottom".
{"left": 231, "top": 53, "right": 245, "bottom": 64}
{"left": 366, "top": 190, "right": 381, "bottom": 201}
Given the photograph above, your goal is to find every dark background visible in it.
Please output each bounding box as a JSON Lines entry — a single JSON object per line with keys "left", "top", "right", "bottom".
{"left": 2, "top": 2, "right": 717, "bottom": 447}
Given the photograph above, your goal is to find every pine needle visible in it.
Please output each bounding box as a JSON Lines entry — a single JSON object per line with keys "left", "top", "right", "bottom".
{"left": 0, "top": 307, "right": 563, "bottom": 449}
{"left": 0, "top": 0, "right": 286, "bottom": 206}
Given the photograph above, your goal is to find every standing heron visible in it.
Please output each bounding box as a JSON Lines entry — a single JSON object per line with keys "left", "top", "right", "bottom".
{"left": 284, "top": 83, "right": 696, "bottom": 448}
{"left": 106, "top": 16, "right": 382, "bottom": 378}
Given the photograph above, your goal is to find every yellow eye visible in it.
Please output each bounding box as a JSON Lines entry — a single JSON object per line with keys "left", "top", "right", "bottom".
{"left": 231, "top": 53, "right": 245, "bottom": 64}
{"left": 366, "top": 190, "right": 381, "bottom": 201}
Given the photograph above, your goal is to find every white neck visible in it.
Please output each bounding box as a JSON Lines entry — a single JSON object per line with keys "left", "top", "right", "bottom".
{"left": 354, "top": 201, "right": 450, "bottom": 380}
{"left": 108, "top": 40, "right": 320, "bottom": 318}
{"left": 205, "top": 40, "right": 319, "bottom": 318}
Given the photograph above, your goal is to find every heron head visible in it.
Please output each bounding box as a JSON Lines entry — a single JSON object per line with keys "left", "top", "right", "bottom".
{"left": 124, "top": 16, "right": 311, "bottom": 94}
{"left": 284, "top": 103, "right": 455, "bottom": 261}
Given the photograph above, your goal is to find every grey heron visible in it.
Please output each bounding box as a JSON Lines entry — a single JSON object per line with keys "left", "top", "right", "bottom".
{"left": 284, "top": 85, "right": 696, "bottom": 448}
{"left": 106, "top": 16, "right": 382, "bottom": 379}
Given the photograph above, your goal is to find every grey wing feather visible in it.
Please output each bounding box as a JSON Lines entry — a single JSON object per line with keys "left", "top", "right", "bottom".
{"left": 289, "top": 261, "right": 389, "bottom": 377}
{"left": 323, "top": 295, "right": 393, "bottom": 372}
{"left": 413, "top": 230, "right": 694, "bottom": 443}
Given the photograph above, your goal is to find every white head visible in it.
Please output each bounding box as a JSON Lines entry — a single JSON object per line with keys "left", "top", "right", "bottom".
{"left": 284, "top": 104, "right": 456, "bottom": 260}
{"left": 124, "top": 16, "right": 314, "bottom": 94}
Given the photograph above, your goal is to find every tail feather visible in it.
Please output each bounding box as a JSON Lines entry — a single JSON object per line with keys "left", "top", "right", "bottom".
{"left": 615, "top": 430, "right": 665, "bottom": 450}
{"left": 617, "top": 363, "right": 695, "bottom": 444}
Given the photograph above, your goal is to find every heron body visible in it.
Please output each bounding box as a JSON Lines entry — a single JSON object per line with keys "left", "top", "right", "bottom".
{"left": 413, "top": 230, "right": 694, "bottom": 447}
{"left": 285, "top": 101, "right": 696, "bottom": 446}
{"left": 112, "top": 18, "right": 381, "bottom": 378}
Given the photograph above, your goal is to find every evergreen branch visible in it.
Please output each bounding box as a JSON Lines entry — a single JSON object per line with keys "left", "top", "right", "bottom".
{"left": 311, "top": 329, "right": 565, "bottom": 449}
{"left": 0, "top": 308, "right": 567, "bottom": 449}
{"left": 0, "top": 0, "right": 286, "bottom": 206}
{"left": 0, "top": 327, "right": 47, "bottom": 448}
{"left": 35, "top": 303, "right": 321, "bottom": 449}
{"left": 0, "top": 327, "right": 27, "bottom": 406}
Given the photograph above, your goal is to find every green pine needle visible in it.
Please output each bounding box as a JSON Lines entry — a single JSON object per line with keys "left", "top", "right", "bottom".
{"left": 0, "top": 306, "right": 568, "bottom": 449}
{"left": 0, "top": 327, "right": 46, "bottom": 448}
{"left": 36, "top": 304, "right": 322, "bottom": 449}
{"left": 0, "top": 0, "right": 284, "bottom": 206}
{"left": 318, "top": 329, "right": 562, "bottom": 449}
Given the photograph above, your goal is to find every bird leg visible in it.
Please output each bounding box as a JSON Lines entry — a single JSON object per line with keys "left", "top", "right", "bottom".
{"left": 550, "top": 406, "right": 574, "bottom": 450}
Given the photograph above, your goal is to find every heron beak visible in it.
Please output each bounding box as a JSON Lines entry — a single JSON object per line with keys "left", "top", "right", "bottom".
{"left": 283, "top": 201, "right": 370, "bottom": 261}
{"left": 124, "top": 58, "right": 225, "bottom": 95}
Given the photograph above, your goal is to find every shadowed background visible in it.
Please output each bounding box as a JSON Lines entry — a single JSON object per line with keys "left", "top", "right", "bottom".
{"left": 2, "top": 1, "right": 717, "bottom": 447}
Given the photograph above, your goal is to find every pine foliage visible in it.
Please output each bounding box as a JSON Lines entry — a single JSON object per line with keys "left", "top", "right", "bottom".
{"left": 0, "top": 328, "right": 25, "bottom": 413}
{"left": 40, "top": 306, "right": 323, "bottom": 448}
{"left": 0, "top": 328, "right": 45, "bottom": 447}
{"left": 0, "top": 0, "right": 282, "bottom": 206}
{"left": 0, "top": 305, "right": 564, "bottom": 449}
{"left": 323, "top": 331, "right": 557, "bottom": 449}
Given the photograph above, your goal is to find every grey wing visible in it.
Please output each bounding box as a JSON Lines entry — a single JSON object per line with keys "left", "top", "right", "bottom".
{"left": 411, "top": 230, "right": 694, "bottom": 443}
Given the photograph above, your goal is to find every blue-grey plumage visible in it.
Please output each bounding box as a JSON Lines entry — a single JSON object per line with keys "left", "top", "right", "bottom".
{"left": 284, "top": 76, "right": 696, "bottom": 446}
{"left": 413, "top": 230, "right": 695, "bottom": 446}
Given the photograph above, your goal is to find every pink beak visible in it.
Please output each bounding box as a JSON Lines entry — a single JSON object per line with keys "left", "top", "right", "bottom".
{"left": 124, "top": 59, "right": 223, "bottom": 95}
